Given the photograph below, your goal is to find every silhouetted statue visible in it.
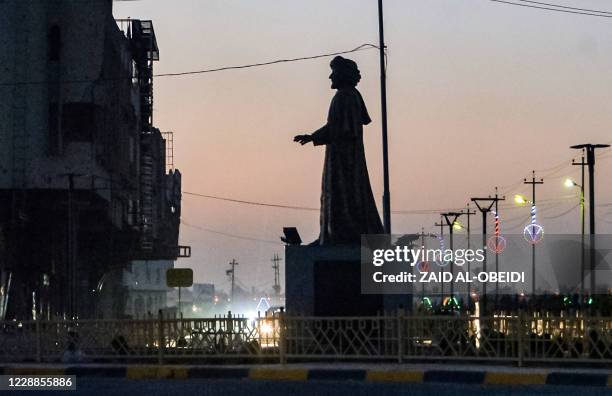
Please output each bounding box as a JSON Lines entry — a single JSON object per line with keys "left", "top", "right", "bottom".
{"left": 294, "top": 56, "right": 384, "bottom": 245}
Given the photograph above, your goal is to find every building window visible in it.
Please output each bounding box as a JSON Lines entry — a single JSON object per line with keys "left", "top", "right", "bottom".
{"left": 62, "top": 103, "right": 96, "bottom": 142}
{"left": 48, "top": 103, "right": 59, "bottom": 155}
{"left": 48, "top": 25, "right": 61, "bottom": 62}
{"left": 134, "top": 296, "right": 144, "bottom": 318}
{"left": 128, "top": 136, "right": 135, "bottom": 163}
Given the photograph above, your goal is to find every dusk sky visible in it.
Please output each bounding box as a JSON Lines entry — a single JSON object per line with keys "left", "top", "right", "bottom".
{"left": 114, "top": 0, "right": 612, "bottom": 293}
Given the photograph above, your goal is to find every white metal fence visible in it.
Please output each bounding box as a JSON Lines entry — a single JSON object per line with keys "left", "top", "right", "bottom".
{"left": 0, "top": 313, "right": 610, "bottom": 364}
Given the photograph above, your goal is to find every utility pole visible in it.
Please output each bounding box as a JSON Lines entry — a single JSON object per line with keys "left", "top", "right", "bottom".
{"left": 493, "top": 188, "right": 505, "bottom": 306}
{"left": 378, "top": 0, "right": 391, "bottom": 234}
{"left": 441, "top": 212, "right": 464, "bottom": 304}
{"left": 471, "top": 194, "right": 505, "bottom": 314}
{"left": 271, "top": 253, "right": 282, "bottom": 298}
{"left": 524, "top": 171, "right": 543, "bottom": 295}
{"left": 464, "top": 204, "right": 477, "bottom": 307}
{"left": 434, "top": 216, "right": 445, "bottom": 297}
{"left": 419, "top": 227, "right": 426, "bottom": 301}
{"left": 572, "top": 151, "right": 586, "bottom": 299}
{"left": 570, "top": 144, "right": 610, "bottom": 234}
{"left": 435, "top": 216, "right": 445, "bottom": 238}
{"left": 59, "top": 172, "right": 84, "bottom": 319}
{"left": 68, "top": 174, "right": 75, "bottom": 319}
{"left": 570, "top": 143, "right": 610, "bottom": 295}
{"left": 226, "top": 259, "right": 238, "bottom": 304}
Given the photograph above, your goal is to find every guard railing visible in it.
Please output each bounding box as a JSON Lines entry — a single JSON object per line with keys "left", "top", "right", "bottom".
{"left": 0, "top": 312, "right": 610, "bottom": 365}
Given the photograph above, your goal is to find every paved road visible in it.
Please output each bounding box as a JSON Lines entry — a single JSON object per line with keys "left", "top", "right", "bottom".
{"left": 57, "top": 378, "right": 611, "bottom": 396}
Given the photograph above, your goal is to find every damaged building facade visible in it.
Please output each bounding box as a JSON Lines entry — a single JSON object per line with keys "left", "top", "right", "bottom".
{"left": 0, "top": 1, "right": 186, "bottom": 320}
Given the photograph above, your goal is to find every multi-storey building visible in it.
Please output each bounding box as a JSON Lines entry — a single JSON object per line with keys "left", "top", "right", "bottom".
{"left": 0, "top": 1, "right": 186, "bottom": 319}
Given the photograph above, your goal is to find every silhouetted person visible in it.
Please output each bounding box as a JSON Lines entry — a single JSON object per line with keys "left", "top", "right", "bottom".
{"left": 294, "top": 56, "right": 384, "bottom": 245}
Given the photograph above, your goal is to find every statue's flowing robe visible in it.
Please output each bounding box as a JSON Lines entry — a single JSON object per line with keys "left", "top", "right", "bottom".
{"left": 311, "top": 87, "right": 384, "bottom": 245}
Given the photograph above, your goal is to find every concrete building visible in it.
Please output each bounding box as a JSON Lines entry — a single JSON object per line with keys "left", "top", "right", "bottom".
{"left": 165, "top": 283, "right": 218, "bottom": 318}
{"left": 0, "top": 1, "right": 187, "bottom": 319}
{"left": 193, "top": 283, "right": 215, "bottom": 305}
{"left": 123, "top": 260, "right": 173, "bottom": 319}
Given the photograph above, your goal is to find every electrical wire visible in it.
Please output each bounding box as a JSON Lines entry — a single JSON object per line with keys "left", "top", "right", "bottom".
{"left": 541, "top": 202, "right": 580, "bottom": 219}
{"left": 155, "top": 44, "right": 379, "bottom": 78}
{"left": 183, "top": 191, "right": 317, "bottom": 211}
{"left": 0, "top": 44, "right": 379, "bottom": 87}
{"left": 498, "top": 142, "right": 612, "bottom": 196}
{"left": 488, "top": 0, "right": 612, "bottom": 17}
{"left": 183, "top": 190, "right": 576, "bottom": 215}
{"left": 181, "top": 220, "right": 282, "bottom": 245}
{"left": 515, "top": 0, "right": 612, "bottom": 15}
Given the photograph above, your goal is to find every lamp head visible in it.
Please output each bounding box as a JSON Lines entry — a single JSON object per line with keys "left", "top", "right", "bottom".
{"left": 514, "top": 194, "right": 528, "bottom": 205}
{"left": 452, "top": 221, "right": 463, "bottom": 231}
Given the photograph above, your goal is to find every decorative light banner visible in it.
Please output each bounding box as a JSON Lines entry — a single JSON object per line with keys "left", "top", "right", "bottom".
{"left": 435, "top": 234, "right": 450, "bottom": 267}
{"left": 415, "top": 234, "right": 437, "bottom": 272}
{"left": 523, "top": 204, "right": 544, "bottom": 244}
{"left": 416, "top": 260, "right": 430, "bottom": 273}
{"left": 487, "top": 210, "right": 506, "bottom": 253}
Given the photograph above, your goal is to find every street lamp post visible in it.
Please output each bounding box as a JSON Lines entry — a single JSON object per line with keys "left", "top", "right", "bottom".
{"left": 441, "top": 212, "right": 464, "bottom": 305}
{"left": 525, "top": 172, "right": 543, "bottom": 296}
{"left": 471, "top": 196, "right": 504, "bottom": 314}
{"left": 420, "top": 228, "right": 426, "bottom": 301}
{"left": 570, "top": 143, "right": 609, "bottom": 296}
{"left": 464, "top": 204, "right": 476, "bottom": 309}
{"left": 515, "top": 171, "right": 544, "bottom": 296}
{"left": 570, "top": 144, "right": 610, "bottom": 234}
{"left": 434, "top": 217, "right": 445, "bottom": 298}
{"left": 514, "top": 193, "right": 542, "bottom": 296}
{"left": 564, "top": 177, "right": 585, "bottom": 300}
{"left": 378, "top": 0, "right": 391, "bottom": 234}
{"left": 570, "top": 149, "right": 587, "bottom": 301}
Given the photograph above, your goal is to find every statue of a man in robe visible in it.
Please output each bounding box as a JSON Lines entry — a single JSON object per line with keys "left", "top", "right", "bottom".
{"left": 294, "top": 56, "right": 384, "bottom": 245}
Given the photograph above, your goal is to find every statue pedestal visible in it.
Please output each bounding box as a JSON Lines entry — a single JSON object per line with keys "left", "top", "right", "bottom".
{"left": 285, "top": 245, "right": 410, "bottom": 316}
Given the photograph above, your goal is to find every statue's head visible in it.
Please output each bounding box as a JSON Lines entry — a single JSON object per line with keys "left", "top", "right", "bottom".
{"left": 329, "top": 56, "right": 361, "bottom": 89}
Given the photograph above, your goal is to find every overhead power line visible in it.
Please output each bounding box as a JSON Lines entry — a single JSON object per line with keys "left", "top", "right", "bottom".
{"left": 155, "top": 44, "right": 379, "bottom": 78}
{"left": 181, "top": 220, "right": 282, "bottom": 245}
{"left": 183, "top": 191, "right": 318, "bottom": 211}
{"left": 541, "top": 202, "right": 580, "bottom": 219}
{"left": 515, "top": 0, "right": 612, "bottom": 15}
{"left": 0, "top": 44, "right": 379, "bottom": 87}
{"left": 183, "top": 191, "right": 576, "bottom": 215}
{"left": 488, "top": 0, "right": 612, "bottom": 17}
{"left": 499, "top": 143, "right": 612, "bottom": 195}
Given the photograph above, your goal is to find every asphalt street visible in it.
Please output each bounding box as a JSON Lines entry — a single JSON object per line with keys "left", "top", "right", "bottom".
{"left": 42, "top": 378, "right": 612, "bottom": 396}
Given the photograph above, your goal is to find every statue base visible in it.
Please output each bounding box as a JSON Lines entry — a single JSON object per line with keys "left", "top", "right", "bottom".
{"left": 285, "top": 245, "right": 411, "bottom": 316}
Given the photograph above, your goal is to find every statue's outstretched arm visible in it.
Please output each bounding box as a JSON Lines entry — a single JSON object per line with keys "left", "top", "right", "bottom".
{"left": 311, "top": 125, "right": 331, "bottom": 146}
{"left": 294, "top": 124, "right": 329, "bottom": 146}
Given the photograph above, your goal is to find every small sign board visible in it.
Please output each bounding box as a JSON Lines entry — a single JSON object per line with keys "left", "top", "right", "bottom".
{"left": 166, "top": 268, "right": 193, "bottom": 288}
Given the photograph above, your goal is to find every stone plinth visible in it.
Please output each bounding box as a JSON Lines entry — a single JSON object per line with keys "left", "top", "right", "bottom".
{"left": 285, "top": 245, "right": 408, "bottom": 316}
